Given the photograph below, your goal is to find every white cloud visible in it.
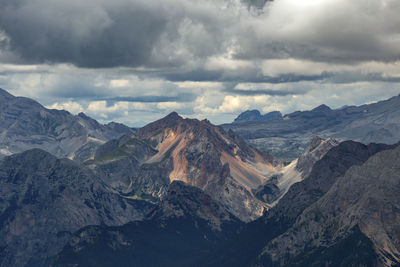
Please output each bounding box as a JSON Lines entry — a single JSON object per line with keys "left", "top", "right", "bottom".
{"left": 109, "top": 79, "right": 131, "bottom": 88}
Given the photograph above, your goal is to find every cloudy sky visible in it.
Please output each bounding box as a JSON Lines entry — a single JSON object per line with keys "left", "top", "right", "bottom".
{"left": 1, "top": 0, "right": 400, "bottom": 126}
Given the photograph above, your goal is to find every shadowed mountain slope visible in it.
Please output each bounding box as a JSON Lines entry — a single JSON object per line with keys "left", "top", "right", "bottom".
{"left": 52, "top": 181, "right": 242, "bottom": 267}
{"left": 0, "top": 149, "right": 153, "bottom": 267}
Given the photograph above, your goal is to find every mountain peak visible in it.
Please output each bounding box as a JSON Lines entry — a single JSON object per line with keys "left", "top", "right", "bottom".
{"left": 233, "top": 110, "right": 282, "bottom": 123}
{"left": 312, "top": 104, "right": 332, "bottom": 112}
{"left": 165, "top": 111, "right": 182, "bottom": 120}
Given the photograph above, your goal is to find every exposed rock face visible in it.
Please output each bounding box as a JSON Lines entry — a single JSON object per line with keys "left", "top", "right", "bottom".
{"left": 296, "top": 136, "right": 340, "bottom": 179}
{"left": 233, "top": 110, "right": 282, "bottom": 124}
{"left": 52, "top": 181, "right": 242, "bottom": 267}
{"left": 253, "top": 136, "right": 339, "bottom": 206}
{"left": 0, "top": 149, "right": 153, "bottom": 267}
{"left": 203, "top": 141, "right": 398, "bottom": 267}
{"left": 89, "top": 112, "right": 276, "bottom": 221}
{"left": 0, "top": 88, "right": 133, "bottom": 160}
{"left": 260, "top": 144, "right": 400, "bottom": 266}
{"left": 224, "top": 94, "right": 400, "bottom": 161}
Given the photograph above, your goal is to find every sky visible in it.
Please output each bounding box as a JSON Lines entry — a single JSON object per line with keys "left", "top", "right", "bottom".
{"left": 1, "top": 0, "right": 400, "bottom": 126}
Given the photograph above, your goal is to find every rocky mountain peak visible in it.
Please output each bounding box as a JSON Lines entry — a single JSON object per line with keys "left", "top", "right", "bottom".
{"left": 136, "top": 111, "right": 184, "bottom": 139}
{"left": 312, "top": 104, "right": 332, "bottom": 113}
{"left": 91, "top": 111, "right": 276, "bottom": 221}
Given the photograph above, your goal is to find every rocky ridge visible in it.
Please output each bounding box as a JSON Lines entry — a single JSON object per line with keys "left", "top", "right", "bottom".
{"left": 0, "top": 88, "right": 134, "bottom": 160}
{"left": 224, "top": 94, "right": 400, "bottom": 161}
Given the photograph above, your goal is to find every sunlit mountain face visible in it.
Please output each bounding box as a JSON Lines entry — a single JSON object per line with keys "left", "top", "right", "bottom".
{"left": 1, "top": 0, "right": 400, "bottom": 266}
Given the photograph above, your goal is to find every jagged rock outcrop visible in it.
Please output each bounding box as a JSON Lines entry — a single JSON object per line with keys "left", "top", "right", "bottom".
{"left": 88, "top": 112, "right": 276, "bottom": 221}
{"left": 0, "top": 149, "right": 153, "bottom": 267}
{"left": 52, "top": 181, "right": 242, "bottom": 267}
{"left": 224, "top": 94, "right": 400, "bottom": 161}
{"left": 0, "top": 88, "right": 133, "bottom": 160}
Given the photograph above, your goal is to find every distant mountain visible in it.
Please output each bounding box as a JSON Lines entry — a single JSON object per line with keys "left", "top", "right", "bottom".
{"left": 0, "top": 149, "right": 153, "bottom": 266}
{"left": 0, "top": 88, "right": 134, "bottom": 160}
{"left": 52, "top": 181, "right": 242, "bottom": 267}
{"left": 233, "top": 110, "right": 282, "bottom": 124}
{"left": 224, "top": 94, "right": 400, "bottom": 161}
{"left": 87, "top": 112, "right": 276, "bottom": 222}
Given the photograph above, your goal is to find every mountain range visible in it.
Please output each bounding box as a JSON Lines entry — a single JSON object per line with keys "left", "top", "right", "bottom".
{"left": 225, "top": 94, "right": 400, "bottom": 161}
{"left": 0, "top": 88, "right": 134, "bottom": 161}
{"left": 51, "top": 138, "right": 400, "bottom": 267}
{"left": 0, "top": 87, "right": 399, "bottom": 266}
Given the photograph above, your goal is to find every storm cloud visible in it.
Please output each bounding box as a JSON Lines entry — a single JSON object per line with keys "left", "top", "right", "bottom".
{"left": 1, "top": 0, "right": 400, "bottom": 125}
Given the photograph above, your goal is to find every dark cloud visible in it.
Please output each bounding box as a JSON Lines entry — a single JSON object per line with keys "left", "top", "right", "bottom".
{"left": 1, "top": 0, "right": 400, "bottom": 126}
{"left": 163, "top": 69, "right": 224, "bottom": 82}
{"left": 104, "top": 93, "right": 196, "bottom": 103}
{"left": 0, "top": 0, "right": 168, "bottom": 68}
{"left": 327, "top": 72, "right": 400, "bottom": 84}
{"left": 2, "top": 0, "right": 400, "bottom": 69}
{"left": 222, "top": 87, "right": 307, "bottom": 96}
{"left": 164, "top": 68, "right": 330, "bottom": 84}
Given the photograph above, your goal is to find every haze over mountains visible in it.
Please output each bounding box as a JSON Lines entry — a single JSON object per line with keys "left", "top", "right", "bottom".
{"left": 0, "top": 87, "right": 400, "bottom": 266}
